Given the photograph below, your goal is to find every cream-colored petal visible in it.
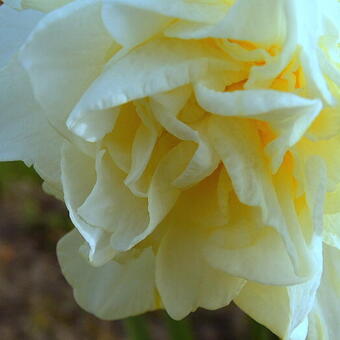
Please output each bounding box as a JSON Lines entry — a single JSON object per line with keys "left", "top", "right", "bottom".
{"left": 156, "top": 173, "right": 245, "bottom": 320}
{"left": 196, "top": 84, "right": 322, "bottom": 171}
{"left": 207, "top": 117, "right": 325, "bottom": 281}
{"left": 234, "top": 156, "right": 326, "bottom": 339}
{"left": 102, "top": 0, "right": 229, "bottom": 48}
{"left": 5, "top": 0, "right": 73, "bottom": 11}
{"left": 157, "top": 224, "right": 245, "bottom": 320}
{"left": 78, "top": 150, "right": 149, "bottom": 252}
{"left": 294, "top": 136, "right": 340, "bottom": 191}
{"left": 19, "top": 0, "right": 116, "bottom": 138}
{"left": 235, "top": 268, "right": 321, "bottom": 340}
{"left": 0, "top": 4, "right": 43, "bottom": 68}
{"left": 166, "top": 0, "right": 285, "bottom": 46}
{"left": 57, "top": 230, "right": 157, "bottom": 320}
{"left": 307, "top": 245, "right": 340, "bottom": 340}
{"left": 0, "top": 59, "right": 63, "bottom": 189}
{"left": 293, "top": 0, "right": 337, "bottom": 104}
{"left": 67, "top": 38, "right": 238, "bottom": 137}
{"left": 137, "top": 141, "right": 197, "bottom": 245}
{"left": 61, "top": 143, "right": 115, "bottom": 265}
{"left": 124, "top": 99, "right": 161, "bottom": 196}
{"left": 150, "top": 87, "right": 219, "bottom": 188}
{"left": 323, "top": 214, "right": 340, "bottom": 249}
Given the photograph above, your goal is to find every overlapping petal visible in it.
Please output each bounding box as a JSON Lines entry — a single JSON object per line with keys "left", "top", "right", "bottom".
{"left": 57, "top": 230, "right": 158, "bottom": 320}
{"left": 1, "top": 0, "right": 339, "bottom": 335}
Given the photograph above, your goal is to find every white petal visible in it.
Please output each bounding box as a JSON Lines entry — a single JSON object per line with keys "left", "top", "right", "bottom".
{"left": 150, "top": 87, "right": 219, "bottom": 188}
{"left": 57, "top": 230, "right": 157, "bottom": 320}
{"left": 0, "top": 4, "right": 43, "bottom": 68}
{"left": 67, "top": 38, "right": 238, "bottom": 138}
{"left": 156, "top": 173, "right": 245, "bottom": 319}
{"left": 307, "top": 245, "right": 340, "bottom": 340}
{"left": 19, "top": 0, "right": 116, "bottom": 138}
{"left": 166, "top": 0, "right": 286, "bottom": 45}
{"left": 78, "top": 150, "right": 149, "bottom": 252}
{"left": 196, "top": 84, "right": 322, "bottom": 172}
{"left": 61, "top": 143, "right": 115, "bottom": 265}
{"left": 206, "top": 117, "right": 325, "bottom": 282}
{"left": 235, "top": 267, "right": 321, "bottom": 340}
{"left": 0, "top": 58, "right": 63, "bottom": 187}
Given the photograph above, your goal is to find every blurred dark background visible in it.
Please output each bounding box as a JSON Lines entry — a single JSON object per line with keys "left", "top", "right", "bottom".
{"left": 0, "top": 161, "right": 277, "bottom": 340}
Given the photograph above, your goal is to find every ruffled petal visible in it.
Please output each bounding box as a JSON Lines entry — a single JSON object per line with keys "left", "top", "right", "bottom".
{"left": 307, "top": 245, "right": 340, "bottom": 340}
{"left": 165, "top": 0, "right": 286, "bottom": 45}
{"left": 78, "top": 150, "right": 149, "bottom": 252}
{"left": 102, "top": 0, "right": 229, "bottom": 48}
{"left": 61, "top": 143, "right": 115, "bottom": 265}
{"left": 206, "top": 117, "right": 326, "bottom": 282}
{"left": 234, "top": 156, "right": 327, "bottom": 339}
{"left": 57, "top": 230, "right": 158, "bottom": 320}
{"left": 19, "top": 0, "right": 116, "bottom": 138}
{"left": 150, "top": 87, "right": 219, "bottom": 188}
{"left": 196, "top": 84, "right": 322, "bottom": 171}
{"left": 67, "top": 38, "right": 238, "bottom": 138}
{"left": 156, "top": 172, "right": 245, "bottom": 319}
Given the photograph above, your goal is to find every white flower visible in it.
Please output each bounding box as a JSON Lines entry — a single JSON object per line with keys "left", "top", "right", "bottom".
{"left": 0, "top": 1, "right": 339, "bottom": 338}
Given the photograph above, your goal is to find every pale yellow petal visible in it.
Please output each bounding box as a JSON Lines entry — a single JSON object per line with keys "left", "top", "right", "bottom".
{"left": 61, "top": 143, "right": 115, "bottom": 265}
{"left": 57, "top": 230, "right": 158, "bottom": 320}
{"left": 156, "top": 172, "right": 244, "bottom": 319}
{"left": 19, "top": 0, "right": 116, "bottom": 138}
{"left": 196, "top": 84, "right": 322, "bottom": 172}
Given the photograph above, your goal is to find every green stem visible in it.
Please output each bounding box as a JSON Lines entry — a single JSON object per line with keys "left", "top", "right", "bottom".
{"left": 163, "top": 313, "right": 194, "bottom": 340}
{"left": 124, "top": 316, "right": 151, "bottom": 340}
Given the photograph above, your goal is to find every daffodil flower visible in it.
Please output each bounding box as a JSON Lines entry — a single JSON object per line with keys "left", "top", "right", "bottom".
{"left": 1, "top": 1, "right": 339, "bottom": 339}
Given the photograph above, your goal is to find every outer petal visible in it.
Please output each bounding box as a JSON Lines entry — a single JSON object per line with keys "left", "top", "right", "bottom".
{"left": 234, "top": 157, "right": 326, "bottom": 339}
{"left": 307, "top": 245, "right": 340, "bottom": 340}
{"left": 234, "top": 274, "right": 320, "bottom": 340}
{"left": 0, "top": 58, "right": 63, "bottom": 191}
{"left": 0, "top": 4, "right": 43, "bottom": 68}
{"left": 19, "top": 0, "right": 117, "bottom": 138}
{"left": 156, "top": 171, "right": 245, "bottom": 320}
{"left": 5, "top": 0, "right": 72, "bottom": 11}
{"left": 57, "top": 230, "right": 158, "bottom": 320}
{"left": 61, "top": 143, "right": 115, "bottom": 266}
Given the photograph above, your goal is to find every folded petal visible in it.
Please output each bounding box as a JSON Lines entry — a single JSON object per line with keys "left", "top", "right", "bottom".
{"left": 61, "top": 143, "right": 115, "bottom": 265}
{"left": 19, "top": 0, "right": 116, "bottom": 137}
{"left": 166, "top": 0, "right": 286, "bottom": 45}
{"left": 196, "top": 84, "right": 322, "bottom": 171}
{"left": 206, "top": 117, "right": 326, "bottom": 281}
{"left": 67, "top": 38, "right": 238, "bottom": 138}
{"left": 78, "top": 150, "right": 149, "bottom": 252}
{"left": 307, "top": 245, "right": 340, "bottom": 340}
{"left": 150, "top": 87, "right": 219, "bottom": 188}
{"left": 57, "top": 230, "right": 158, "bottom": 320}
{"left": 156, "top": 172, "right": 245, "bottom": 319}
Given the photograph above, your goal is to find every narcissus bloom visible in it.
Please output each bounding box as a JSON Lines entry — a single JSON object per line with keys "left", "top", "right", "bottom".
{"left": 1, "top": 0, "right": 339, "bottom": 338}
